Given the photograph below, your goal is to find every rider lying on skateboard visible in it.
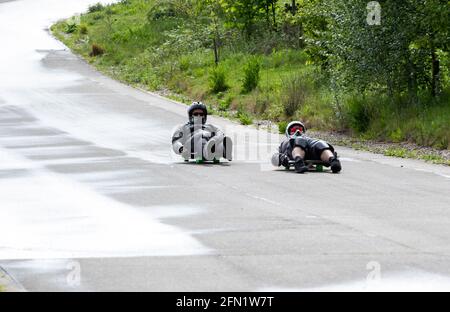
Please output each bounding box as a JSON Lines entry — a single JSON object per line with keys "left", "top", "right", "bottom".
{"left": 172, "top": 102, "right": 232, "bottom": 162}
{"left": 272, "top": 121, "right": 342, "bottom": 174}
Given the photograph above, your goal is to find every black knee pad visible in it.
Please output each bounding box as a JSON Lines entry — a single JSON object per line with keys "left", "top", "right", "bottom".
{"left": 293, "top": 137, "right": 308, "bottom": 150}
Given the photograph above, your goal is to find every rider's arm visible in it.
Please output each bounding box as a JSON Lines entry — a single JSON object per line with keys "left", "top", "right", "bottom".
{"left": 208, "top": 124, "right": 225, "bottom": 142}
{"left": 172, "top": 125, "right": 186, "bottom": 154}
{"left": 278, "top": 141, "right": 291, "bottom": 166}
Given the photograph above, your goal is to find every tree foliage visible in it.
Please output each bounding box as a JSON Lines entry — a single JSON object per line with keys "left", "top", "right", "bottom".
{"left": 160, "top": 0, "right": 449, "bottom": 101}
{"left": 304, "top": 0, "right": 449, "bottom": 99}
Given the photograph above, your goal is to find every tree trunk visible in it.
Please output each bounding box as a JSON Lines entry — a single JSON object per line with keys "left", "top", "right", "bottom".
{"left": 271, "top": 1, "right": 277, "bottom": 29}
{"left": 212, "top": 16, "right": 220, "bottom": 66}
{"left": 431, "top": 45, "right": 440, "bottom": 97}
{"left": 213, "top": 37, "right": 219, "bottom": 66}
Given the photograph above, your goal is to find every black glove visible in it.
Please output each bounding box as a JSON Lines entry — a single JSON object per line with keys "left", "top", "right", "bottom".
{"left": 280, "top": 154, "right": 290, "bottom": 167}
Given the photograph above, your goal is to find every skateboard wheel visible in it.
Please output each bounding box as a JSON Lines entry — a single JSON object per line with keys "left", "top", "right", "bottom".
{"left": 196, "top": 159, "right": 204, "bottom": 164}
{"left": 213, "top": 159, "right": 220, "bottom": 164}
{"left": 316, "top": 165, "right": 323, "bottom": 172}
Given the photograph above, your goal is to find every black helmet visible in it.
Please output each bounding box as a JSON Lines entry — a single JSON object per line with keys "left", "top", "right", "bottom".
{"left": 286, "top": 121, "right": 307, "bottom": 138}
{"left": 188, "top": 102, "right": 208, "bottom": 124}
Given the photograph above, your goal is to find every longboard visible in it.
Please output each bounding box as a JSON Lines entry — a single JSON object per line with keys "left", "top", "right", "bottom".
{"left": 287, "top": 160, "right": 329, "bottom": 172}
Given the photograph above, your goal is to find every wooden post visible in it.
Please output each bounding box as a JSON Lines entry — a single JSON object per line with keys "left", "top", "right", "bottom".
{"left": 213, "top": 37, "right": 219, "bottom": 66}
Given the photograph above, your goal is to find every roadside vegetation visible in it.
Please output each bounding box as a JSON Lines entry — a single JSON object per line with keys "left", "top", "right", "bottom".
{"left": 52, "top": 0, "right": 449, "bottom": 157}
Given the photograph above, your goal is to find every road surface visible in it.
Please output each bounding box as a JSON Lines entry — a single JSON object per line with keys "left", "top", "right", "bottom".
{"left": 1, "top": 0, "right": 450, "bottom": 292}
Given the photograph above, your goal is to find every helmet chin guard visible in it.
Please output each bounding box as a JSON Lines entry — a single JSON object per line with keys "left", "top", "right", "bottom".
{"left": 188, "top": 102, "right": 208, "bottom": 124}
{"left": 285, "top": 121, "right": 306, "bottom": 138}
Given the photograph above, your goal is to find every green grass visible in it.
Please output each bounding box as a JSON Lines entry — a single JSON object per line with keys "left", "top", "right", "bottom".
{"left": 383, "top": 147, "right": 418, "bottom": 159}
{"left": 419, "top": 154, "right": 450, "bottom": 165}
{"left": 351, "top": 143, "right": 449, "bottom": 165}
{"left": 382, "top": 148, "right": 449, "bottom": 165}
{"left": 51, "top": 0, "right": 449, "bottom": 157}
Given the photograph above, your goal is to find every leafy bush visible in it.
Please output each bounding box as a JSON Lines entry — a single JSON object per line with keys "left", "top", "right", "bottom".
{"left": 218, "top": 95, "right": 233, "bottom": 111}
{"left": 389, "top": 128, "right": 404, "bottom": 142}
{"left": 345, "top": 97, "right": 372, "bottom": 134}
{"left": 278, "top": 121, "right": 288, "bottom": 134}
{"left": 89, "top": 44, "right": 105, "bottom": 57}
{"left": 147, "top": 0, "right": 192, "bottom": 21}
{"left": 282, "top": 74, "right": 309, "bottom": 117}
{"left": 237, "top": 110, "right": 253, "bottom": 125}
{"left": 255, "top": 97, "right": 270, "bottom": 114}
{"left": 79, "top": 24, "right": 88, "bottom": 35}
{"left": 267, "top": 50, "right": 308, "bottom": 68}
{"left": 148, "top": 3, "right": 176, "bottom": 20}
{"left": 209, "top": 66, "right": 229, "bottom": 94}
{"left": 242, "top": 57, "right": 261, "bottom": 93}
{"left": 65, "top": 22, "right": 78, "bottom": 34}
{"left": 88, "top": 3, "right": 104, "bottom": 13}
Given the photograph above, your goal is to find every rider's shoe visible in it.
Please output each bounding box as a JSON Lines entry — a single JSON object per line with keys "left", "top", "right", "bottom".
{"left": 294, "top": 157, "right": 308, "bottom": 174}
{"left": 329, "top": 156, "right": 342, "bottom": 173}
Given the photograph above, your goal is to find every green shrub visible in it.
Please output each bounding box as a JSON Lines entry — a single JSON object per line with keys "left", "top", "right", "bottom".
{"left": 147, "top": 0, "right": 192, "bottom": 21}
{"left": 218, "top": 96, "right": 233, "bottom": 111}
{"left": 209, "top": 66, "right": 229, "bottom": 94}
{"left": 91, "top": 12, "right": 104, "bottom": 21}
{"left": 346, "top": 96, "right": 372, "bottom": 134}
{"left": 88, "top": 3, "right": 104, "bottom": 13}
{"left": 79, "top": 24, "right": 88, "bottom": 35}
{"left": 389, "top": 127, "right": 404, "bottom": 142}
{"left": 255, "top": 97, "right": 270, "bottom": 114}
{"left": 148, "top": 3, "right": 176, "bottom": 20}
{"left": 282, "top": 74, "right": 309, "bottom": 117}
{"left": 268, "top": 49, "right": 308, "bottom": 68}
{"left": 278, "top": 121, "right": 288, "bottom": 134}
{"left": 237, "top": 110, "right": 253, "bottom": 125}
{"left": 65, "top": 22, "right": 77, "bottom": 34}
{"left": 242, "top": 57, "right": 261, "bottom": 93}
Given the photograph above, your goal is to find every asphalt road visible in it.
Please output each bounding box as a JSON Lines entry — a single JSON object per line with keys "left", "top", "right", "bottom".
{"left": 1, "top": 0, "right": 450, "bottom": 292}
